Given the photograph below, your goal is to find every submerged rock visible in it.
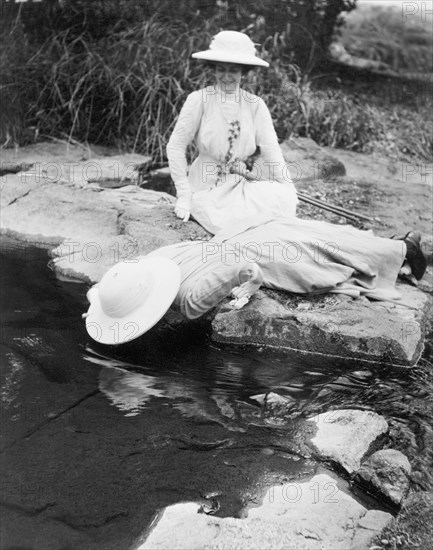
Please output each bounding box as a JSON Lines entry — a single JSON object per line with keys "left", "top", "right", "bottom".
{"left": 355, "top": 449, "right": 412, "bottom": 506}
{"left": 139, "top": 473, "right": 392, "bottom": 550}
{"left": 250, "top": 391, "right": 301, "bottom": 424}
{"left": 306, "top": 409, "right": 388, "bottom": 474}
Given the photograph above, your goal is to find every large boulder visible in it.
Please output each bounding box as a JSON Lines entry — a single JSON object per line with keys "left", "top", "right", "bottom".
{"left": 355, "top": 449, "right": 412, "bottom": 506}
{"left": 306, "top": 409, "right": 388, "bottom": 474}
{"left": 280, "top": 137, "right": 346, "bottom": 183}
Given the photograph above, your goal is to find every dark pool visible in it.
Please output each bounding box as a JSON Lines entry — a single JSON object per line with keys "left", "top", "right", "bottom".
{"left": 1, "top": 236, "right": 432, "bottom": 549}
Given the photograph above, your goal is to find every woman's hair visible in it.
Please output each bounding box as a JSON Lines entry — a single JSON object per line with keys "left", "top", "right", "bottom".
{"left": 203, "top": 61, "right": 256, "bottom": 75}
{"left": 240, "top": 65, "right": 256, "bottom": 74}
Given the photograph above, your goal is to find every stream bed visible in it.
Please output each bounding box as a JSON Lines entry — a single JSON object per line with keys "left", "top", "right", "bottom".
{"left": 1, "top": 235, "right": 432, "bottom": 549}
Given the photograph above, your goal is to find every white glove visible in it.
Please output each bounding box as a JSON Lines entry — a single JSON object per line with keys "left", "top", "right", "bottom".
{"left": 229, "top": 296, "right": 250, "bottom": 310}
{"left": 86, "top": 285, "right": 99, "bottom": 304}
{"left": 174, "top": 194, "right": 192, "bottom": 222}
{"left": 82, "top": 285, "right": 99, "bottom": 318}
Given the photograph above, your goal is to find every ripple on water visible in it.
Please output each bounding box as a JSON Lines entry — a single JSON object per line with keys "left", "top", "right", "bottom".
{"left": 84, "top": 331, "right": 433, "bottom": 491}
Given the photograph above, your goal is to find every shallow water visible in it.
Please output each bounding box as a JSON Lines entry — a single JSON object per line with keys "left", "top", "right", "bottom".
{"left": 1, "top": 236, "right": 432, "bottom": 547}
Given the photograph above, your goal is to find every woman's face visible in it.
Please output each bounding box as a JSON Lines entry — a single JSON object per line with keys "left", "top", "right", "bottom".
{"left": 214, "top": 62, "right": 243, "bottom": 94}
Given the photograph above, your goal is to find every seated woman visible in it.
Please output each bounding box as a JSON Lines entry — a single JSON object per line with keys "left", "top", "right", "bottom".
{"left": 84, "top": 215, "right": 426, "bottom": 344}
{"left": 167, "top": 30, "right": 298, "bottom": 235}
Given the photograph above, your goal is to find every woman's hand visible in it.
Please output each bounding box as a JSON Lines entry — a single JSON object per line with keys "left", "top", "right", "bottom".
{"left": 229, "top": 160, "right": 258, "bottom": 181}
{"left": 82, "top": 285, "right": 99, "bottom": 318}
{"left": 229, "top": 160, "right": 248, "bottom": 179}
{"left": 86, "top": 285, "right": 99, "bottom": 304}
{"left": 174, "top": 195, "right": 192, "bottom": 222}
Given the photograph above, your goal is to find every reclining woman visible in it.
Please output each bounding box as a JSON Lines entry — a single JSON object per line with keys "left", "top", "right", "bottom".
{"left": 84, "top": 214, "right": 426, "bottom": 345}
{"left": 167, "top": 30, "right": 298, "bottom": 234}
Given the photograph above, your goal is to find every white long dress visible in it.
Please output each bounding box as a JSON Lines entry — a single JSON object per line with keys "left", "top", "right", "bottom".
{"left": 148, "top": 214, "right": 406, "bottom": 319}
{"left": 167, "top": 85, "right": 298, "bottom": 234}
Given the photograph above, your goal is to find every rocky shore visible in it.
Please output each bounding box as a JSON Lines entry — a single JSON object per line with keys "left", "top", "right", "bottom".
{"left": 1, "top": 139, "right": 432, "bottom": 549}
{"left": 140, "top": 408, "right": 410, "bottom": 550}
{"left": 1, "top": 140, "right": 431, "bottom": 366}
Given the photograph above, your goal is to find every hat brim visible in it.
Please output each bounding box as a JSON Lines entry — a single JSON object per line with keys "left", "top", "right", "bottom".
{"left": 192, "top": 51, "right": 269, "bottom": 67}
{"left": 85, "top": 256, "right": 181, "bottom": 345}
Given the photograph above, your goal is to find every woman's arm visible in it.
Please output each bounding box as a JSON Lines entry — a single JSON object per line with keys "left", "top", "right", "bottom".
{"left": 254, "top": 98, "right": 294, "bottom": 186}
{"left": 167, "top": 91, "right": 203, "bottom": 221}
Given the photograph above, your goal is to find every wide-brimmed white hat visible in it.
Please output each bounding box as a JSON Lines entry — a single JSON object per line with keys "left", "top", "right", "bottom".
{"left": 84, "top": 256, "right": 181, "bottom": 345}
{"left": 192, "top": 30, "right": 269, "bottom": 67}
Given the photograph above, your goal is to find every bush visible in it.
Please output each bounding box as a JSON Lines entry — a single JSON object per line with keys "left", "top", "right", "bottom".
{"left": 340, "top": 5, "right": 433, "bottom": 73}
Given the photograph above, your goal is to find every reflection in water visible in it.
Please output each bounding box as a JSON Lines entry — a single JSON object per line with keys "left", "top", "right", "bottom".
{"left": 98, "top": 366, "right": 165, "bottom": 416}
{"left": 88, "top": 348, "right": 256, "bottom": 431}
{"left": 86, "top": 339, "right": 374, "bottom": 425}
{"left": 0, "top": 351, "right": 25, "bottom": 411}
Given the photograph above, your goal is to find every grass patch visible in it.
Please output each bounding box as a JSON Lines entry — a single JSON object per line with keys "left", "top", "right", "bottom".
{"left": 371, "top": 491, "right": 433, "bottom": 550}
{"left": 1, "top": 17, "right": 213, "bottom": 160}
{"left": 340, "top": 4, "right": 433, "bottom": 73}
{"left": 309, "top": 72, "right": 433, "bottom": 160}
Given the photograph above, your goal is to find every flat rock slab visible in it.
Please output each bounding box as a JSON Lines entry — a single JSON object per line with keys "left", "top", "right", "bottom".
{"left": 1, "top": 173, "right": 209, "bottom": 281}
{"left": 36, "top": 153, "right": 152, "bottom": 186}
{"left": 139, "top": 473, "right": 392, "bottom": 550}
{"left": 212, "top": 287, "right": 431, "bottom": 366}
{"left": 306, "top": 410, "right": 389, "bottom": 474}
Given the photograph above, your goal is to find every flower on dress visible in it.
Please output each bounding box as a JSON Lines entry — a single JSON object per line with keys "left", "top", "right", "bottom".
{"left": 216, "top": 120, "right": 241, "bottom": 185}
{"left": 225, "top": 120, "right": 241, "bottom": 164}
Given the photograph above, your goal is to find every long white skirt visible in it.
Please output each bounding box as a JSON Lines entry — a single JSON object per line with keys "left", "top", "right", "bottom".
{"left": 191, "top": 176, "right": 298, "bottom": 234}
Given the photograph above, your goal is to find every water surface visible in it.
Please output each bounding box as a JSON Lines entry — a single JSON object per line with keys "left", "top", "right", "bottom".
{"left": 1, "top": 236, "right": 432, "bottom": 549}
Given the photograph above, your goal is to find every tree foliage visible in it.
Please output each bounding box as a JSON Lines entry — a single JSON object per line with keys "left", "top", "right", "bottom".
{"left": 2, "top": 0, "right": 357, "bottom": 70}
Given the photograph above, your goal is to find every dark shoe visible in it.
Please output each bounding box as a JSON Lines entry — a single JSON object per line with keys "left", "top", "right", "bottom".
{"left": 397, "top": 270, "right": 418, "bottom": 287}
{"left": 401, "top": 231, "right": 427, "bottom": 280}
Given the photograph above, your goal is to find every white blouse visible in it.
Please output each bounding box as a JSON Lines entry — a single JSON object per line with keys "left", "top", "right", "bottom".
{"left": 166, "top": 85, "right": 297, "bottom": 233}
{"left": 167, "top": 86, "right": 293, "bottom": 197}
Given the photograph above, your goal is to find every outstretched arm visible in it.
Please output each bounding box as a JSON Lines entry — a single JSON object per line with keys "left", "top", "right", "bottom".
{"left": 166, "top": 91, "right": 203, "bottom": 222}
{"left": 179, "top": 261, "right": 263, "bottom": 319}
{"left": 147, "top": 242, "right": 263, "bottom": 319}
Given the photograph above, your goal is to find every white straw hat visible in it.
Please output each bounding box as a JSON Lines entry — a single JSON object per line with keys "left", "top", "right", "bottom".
{"left": 192, "top": 30, "right": 269, "bottom": 67}
{"left": 84, "top": 256, "right": 181, "bottom": 345}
